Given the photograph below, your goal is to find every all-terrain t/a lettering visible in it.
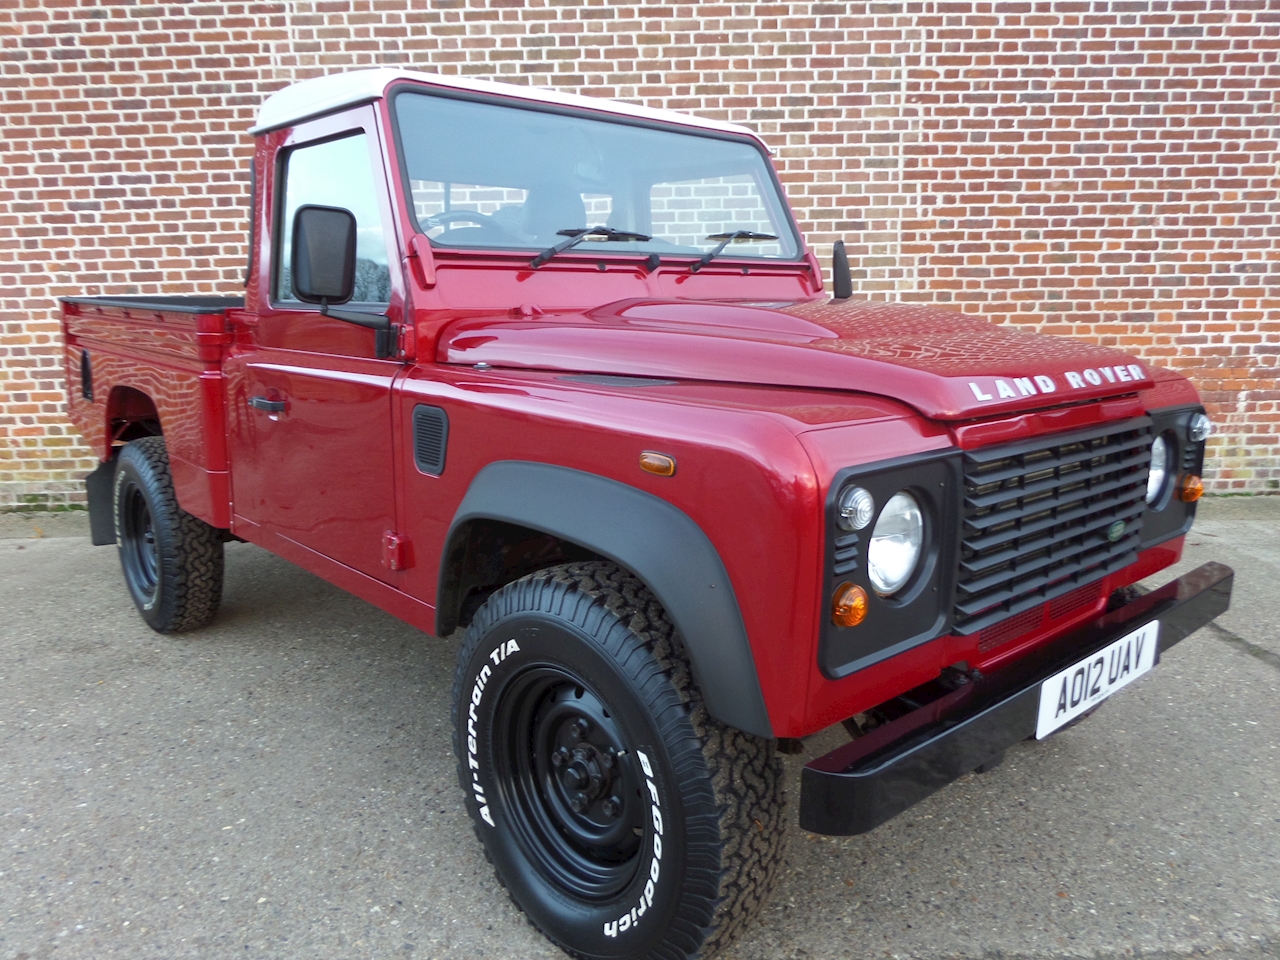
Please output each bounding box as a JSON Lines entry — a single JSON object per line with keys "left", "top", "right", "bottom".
{"left": 467, "top": 659, "right": 495, "bottom": 826}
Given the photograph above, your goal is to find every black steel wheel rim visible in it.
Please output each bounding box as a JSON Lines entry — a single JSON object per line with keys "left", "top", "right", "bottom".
{"left": 119, "top": 479, "right": 158, "bottom": 600}
{"left": 493, "top": 664, "right": 645, "bottom": 900}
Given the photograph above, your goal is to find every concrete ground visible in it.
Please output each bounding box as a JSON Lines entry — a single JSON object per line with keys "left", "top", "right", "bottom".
{"left": 1, "top": 500, "right": 1277, "bottom": 960}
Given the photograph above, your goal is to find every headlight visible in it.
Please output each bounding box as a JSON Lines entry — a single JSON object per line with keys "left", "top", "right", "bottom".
{"left": 836, "top": 486, "right": 875, "bottom": 531}
{"left": 1146, "top": 434, "right": 1171, "bottom": 505}
{"left": 867, "top": 491, "right": 924, "bottom": 595}
{"left": 1188, "top": 412, "right": 1212, "bottom": 442}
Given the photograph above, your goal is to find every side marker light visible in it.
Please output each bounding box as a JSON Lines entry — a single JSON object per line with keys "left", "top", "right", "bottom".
{"left": 1179, "top": 474, "right": 1204, "bottom": 502}
{"left": 832, "top": 582, "right": 868, "bottom": 628}
{"left": 639, "top": 451, "right": 676, "bottom": 477}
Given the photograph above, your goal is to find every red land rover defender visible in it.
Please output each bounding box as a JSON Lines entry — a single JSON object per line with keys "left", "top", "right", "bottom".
{"left": 61, "top": 69, "right": 1232, "bottom": 960}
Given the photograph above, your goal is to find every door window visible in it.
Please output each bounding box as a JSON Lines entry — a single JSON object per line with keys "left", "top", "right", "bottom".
{"left": 275, "top": 132, "right": 392, "bottom": 304}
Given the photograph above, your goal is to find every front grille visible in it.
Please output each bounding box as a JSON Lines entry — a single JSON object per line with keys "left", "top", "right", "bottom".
{"left": 976, "top": 581, "right": 1104, "bottom": 654}
{"left": 977, "top": 605, "right": 1044, "bottom": 653}
{"left": 1047, "top": 579, "right": 1104, "bottom": 620}
{"left": 954, "top": 419, "right": 1151, "bottom": 635}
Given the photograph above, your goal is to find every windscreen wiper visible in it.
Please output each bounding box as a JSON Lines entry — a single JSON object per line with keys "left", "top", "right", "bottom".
{"left": 689, "top": 230, "right": 779, "bottom": 272}
{"left": 530, "top": 226, "right": 652, "bottom": 268}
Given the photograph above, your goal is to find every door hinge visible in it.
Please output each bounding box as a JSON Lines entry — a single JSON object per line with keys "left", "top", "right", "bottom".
{"left": 382, "top": 531, "right": 413, "bottom": 571}
{"left": 397, "top": 322, "right": 415, "bottom": 359}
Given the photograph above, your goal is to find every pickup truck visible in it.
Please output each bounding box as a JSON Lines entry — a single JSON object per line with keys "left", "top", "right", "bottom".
{"left": 61, "top": 68, "right": 1233, "bottom": 960}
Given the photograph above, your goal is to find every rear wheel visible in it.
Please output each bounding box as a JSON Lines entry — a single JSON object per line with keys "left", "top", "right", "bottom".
{"left": 113, "top": 437, "right": 223, "bottom": 633}
{"left": 452, "top": 561, "right": 786, "bottom": 960}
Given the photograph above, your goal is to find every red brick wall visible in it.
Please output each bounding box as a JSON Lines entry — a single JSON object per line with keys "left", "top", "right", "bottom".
{"left": 2, "top": 1, "right": 1276, "bottom": 507}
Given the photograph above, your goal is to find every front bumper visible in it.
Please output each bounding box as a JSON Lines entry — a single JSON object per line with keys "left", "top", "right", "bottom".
{"left": 799, "top": 561, "right": 1234, "bottom": 836}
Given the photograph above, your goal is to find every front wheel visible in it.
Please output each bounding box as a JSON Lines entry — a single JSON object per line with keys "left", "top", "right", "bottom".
{"left": 113, "top": 436, "right": 224, "bottom": 633}
{"left": 452, "top": 562, "right": 786, "bottom": 960}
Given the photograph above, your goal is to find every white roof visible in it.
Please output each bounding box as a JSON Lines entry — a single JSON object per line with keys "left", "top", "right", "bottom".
{"left": 250, "top": 68, "right": 763, "bottom": 143}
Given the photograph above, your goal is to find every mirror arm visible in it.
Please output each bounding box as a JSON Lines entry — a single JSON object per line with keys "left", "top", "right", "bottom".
{"left": 320, "top": 299, "right": 396, "bottom": 359}
{"left": 320, "top": 299, "right": 390, "bottom": 330}
{"left": 831, "top": 239, "right": 853, "bottom": 300}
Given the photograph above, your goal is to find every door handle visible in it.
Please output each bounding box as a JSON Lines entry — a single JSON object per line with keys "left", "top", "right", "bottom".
{"left": 248, "top": 396, "right": 286, "bottom": 413}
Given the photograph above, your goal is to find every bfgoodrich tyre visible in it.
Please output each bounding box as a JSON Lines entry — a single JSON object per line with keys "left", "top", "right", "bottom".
{"left": 452, "top": 561, "right": 786, "bottom": 960}
{"left": 113, "top": 436, "right": 224, "bottom": 633}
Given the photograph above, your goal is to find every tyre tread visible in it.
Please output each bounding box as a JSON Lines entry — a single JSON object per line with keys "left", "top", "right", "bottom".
{"left": 452, "top": 560, "right": 785, "bottom": 960}
{"left": 116, "top": 437, "right": 223, "bottom": 633}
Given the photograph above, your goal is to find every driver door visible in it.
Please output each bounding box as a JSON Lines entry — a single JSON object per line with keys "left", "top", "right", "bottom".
{"left": 226, "top": 107, "right": 404, "bottom": 582}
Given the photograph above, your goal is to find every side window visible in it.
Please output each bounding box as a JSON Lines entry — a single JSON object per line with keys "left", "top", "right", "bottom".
{"left": 276, "top": 133, "right": 392, "bottom": 303}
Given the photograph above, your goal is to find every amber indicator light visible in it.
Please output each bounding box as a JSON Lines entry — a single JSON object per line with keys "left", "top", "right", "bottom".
{"left": 639, "top": 451, "right": 676, "bottom": 477}
{"left": 832, "top": 581, "right": 868, "bottom": 628}
{"left": 1179, "top": 474, "right": 1204, "bottom": 502}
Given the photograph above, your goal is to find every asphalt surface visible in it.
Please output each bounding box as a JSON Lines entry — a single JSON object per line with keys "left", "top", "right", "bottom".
{"left": 1, "top": 500, "right": 1277, "bottom": 960}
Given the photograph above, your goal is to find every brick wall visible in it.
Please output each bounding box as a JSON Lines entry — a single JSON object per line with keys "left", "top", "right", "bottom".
{"left": 2, "top": 1, "right": 1276, "bottom": 508}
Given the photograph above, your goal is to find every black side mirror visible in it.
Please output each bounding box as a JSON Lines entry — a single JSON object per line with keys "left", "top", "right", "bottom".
{"left": 291, "top": 204, "right": 357, "bottom": 304}
{"left": 831, "top": 239, "right": 852, "bottom": 300}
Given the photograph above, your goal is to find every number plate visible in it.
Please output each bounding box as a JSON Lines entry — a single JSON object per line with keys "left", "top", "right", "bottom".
{"left": 1035, "top": 620, "right": 1160, "bottom": 739}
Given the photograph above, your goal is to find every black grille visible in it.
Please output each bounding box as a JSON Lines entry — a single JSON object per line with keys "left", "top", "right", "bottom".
{"left": 412, "top": 404, "right": 449, "bottom": 475}
{"left": 832, "top": 533, "right": 859, "bottom": 576}
{"left": 953, "top": 418, "right": 1152, "bottom": 635}
{"left": 1182, "top": 440, "right": 1200, "bottom": 471}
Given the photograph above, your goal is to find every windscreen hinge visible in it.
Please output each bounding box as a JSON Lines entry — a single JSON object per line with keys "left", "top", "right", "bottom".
{"left": 406, "top": 234, "right": 436, "bottom": 288}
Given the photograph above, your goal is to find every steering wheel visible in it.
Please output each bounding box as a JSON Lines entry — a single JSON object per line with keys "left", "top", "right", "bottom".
{"left": 426, "top": 209, "right": 518, "bottom": 246}
{"left": 426, "top": 209, "right": 504, "bottom": 230}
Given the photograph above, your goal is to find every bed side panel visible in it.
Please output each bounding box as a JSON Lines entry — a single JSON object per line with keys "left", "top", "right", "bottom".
{"left": 61, "top": 299, "right": 232, "bottom": 528}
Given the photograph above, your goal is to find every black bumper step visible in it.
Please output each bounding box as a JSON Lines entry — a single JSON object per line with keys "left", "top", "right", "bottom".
{"left": 799, "top": 561, "right": 1234, "bottom": 836}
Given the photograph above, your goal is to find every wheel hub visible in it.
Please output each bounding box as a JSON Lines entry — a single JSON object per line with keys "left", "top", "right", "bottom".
{"left": 119, "top": 479, "right": 159, "bottom": 598}
{"left": 554, "top": 740, "right": 617, "bottom": 815}
{"left": 544, "top": 705, "right": 627, "bottom": 829}
{"left": 493, "top": 666, "right": 645, "bottom": 899}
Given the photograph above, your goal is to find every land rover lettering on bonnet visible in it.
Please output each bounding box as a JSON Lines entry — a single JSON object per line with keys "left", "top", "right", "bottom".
{"left": 966, "top": 364, "right": 1148, "bottom": 404}
{"left": 60, "top": 69, "right": 1233, "bottom": 960}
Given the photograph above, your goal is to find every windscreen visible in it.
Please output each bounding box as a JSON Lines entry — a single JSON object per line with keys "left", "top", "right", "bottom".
{"left": 393, "top": 90, "right": 800, "bottom": 261}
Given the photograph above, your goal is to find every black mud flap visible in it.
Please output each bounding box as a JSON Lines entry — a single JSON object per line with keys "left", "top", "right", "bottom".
{"left": 85, "top": 459, "right": 117, "bottom": 546}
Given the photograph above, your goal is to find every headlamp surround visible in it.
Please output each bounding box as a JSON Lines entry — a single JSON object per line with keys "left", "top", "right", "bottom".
{"left": 820, "top": 449, "right": 961, "bottom": 680}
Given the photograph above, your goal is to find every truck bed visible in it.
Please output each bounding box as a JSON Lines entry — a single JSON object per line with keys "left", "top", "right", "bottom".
{"left": 60, "top": 294, "right": 246, "bottom": 529}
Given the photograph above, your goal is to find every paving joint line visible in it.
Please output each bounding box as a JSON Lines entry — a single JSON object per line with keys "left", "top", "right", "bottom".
{"left": 931, "top": 938, "right": 1279, "bottom": 960}
{"left": 1205, "top": 621, "right": 1280, "bottom": 673}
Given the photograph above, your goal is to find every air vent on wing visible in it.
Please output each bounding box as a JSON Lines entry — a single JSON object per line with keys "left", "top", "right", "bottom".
{"left": 412, "top": 405, "right": 449, "bottom": 476}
